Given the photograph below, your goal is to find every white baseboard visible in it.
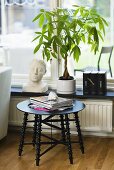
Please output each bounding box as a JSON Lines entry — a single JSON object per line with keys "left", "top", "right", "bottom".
{"left": 8, "top": 124, "right": 114, "bottom": 137}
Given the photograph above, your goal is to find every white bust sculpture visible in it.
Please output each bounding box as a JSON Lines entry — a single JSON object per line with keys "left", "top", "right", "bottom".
{"left": 23, "top": 59, "right": 48, "bottom": 92}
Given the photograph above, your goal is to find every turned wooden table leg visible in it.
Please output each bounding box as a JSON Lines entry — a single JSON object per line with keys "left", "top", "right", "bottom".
{"left": 32, "top": 114, "right": 38, "bottom": 146}
{"left": 35, "top": 115, "right": 42, "bottom": 166}
{"left": 60, "top": 114, "right": 66, "bottom": 142}
{"left": 18, "top": 112, "right": 28, "bottom": 156}
{"left": 65, "top": 114, "right": 73, "bottom": 164}
{"left": 74, "top": 113, "right": 84, "bottom": 154}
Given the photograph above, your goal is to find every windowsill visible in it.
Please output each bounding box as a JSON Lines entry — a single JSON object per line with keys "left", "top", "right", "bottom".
{"left": 11, "top": 86, "right": 114, "bottom": 100}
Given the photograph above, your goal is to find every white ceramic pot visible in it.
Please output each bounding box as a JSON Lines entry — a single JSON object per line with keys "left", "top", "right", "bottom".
{"left": 57, "top": 79, "right": 76, "bottom": 94}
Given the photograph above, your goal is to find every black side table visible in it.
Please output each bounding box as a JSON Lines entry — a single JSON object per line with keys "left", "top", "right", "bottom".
{"left": 17, "top": 99, "right": 85, "bottom": 166}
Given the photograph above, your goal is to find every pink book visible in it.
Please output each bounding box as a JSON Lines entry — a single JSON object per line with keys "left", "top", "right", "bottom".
{"left": 34, "top": 107, "right": 49, "bottom": 111}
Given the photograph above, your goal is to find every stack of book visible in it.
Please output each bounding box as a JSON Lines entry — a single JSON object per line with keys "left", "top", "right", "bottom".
{"left": 83, "top": 71, "right": 107, "bottom": 95}
{"left": 29, "top": 96, "right": 73, "bottom": 111}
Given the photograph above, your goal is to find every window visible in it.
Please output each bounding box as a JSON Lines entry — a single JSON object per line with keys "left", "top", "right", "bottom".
{"left": 0, "top": 1, "right": 1, "bottom": 34}
{"left": 61, "top": 0, "right": 114, "bottom": 79}
{"left": 1, "top": 0, "right": 58, "bottom": 86}
{"left": 1, "top": 0, "right": 114, "bottom": 89}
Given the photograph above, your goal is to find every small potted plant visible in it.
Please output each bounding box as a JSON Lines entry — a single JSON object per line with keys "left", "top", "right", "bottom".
{"left": 32, "top": 5, "right": 108, "bottom": 94}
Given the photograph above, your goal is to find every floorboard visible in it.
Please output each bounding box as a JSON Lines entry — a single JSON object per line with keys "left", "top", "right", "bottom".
{"left": 0, "top": 131, "right": 114, "bottom": 170}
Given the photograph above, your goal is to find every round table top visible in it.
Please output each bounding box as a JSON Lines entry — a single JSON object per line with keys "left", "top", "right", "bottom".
{"left": 17, "top": 100, "right": 85, "bottom": 115}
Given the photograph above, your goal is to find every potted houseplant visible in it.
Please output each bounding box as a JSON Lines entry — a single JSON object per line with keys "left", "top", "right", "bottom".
{"left": 32, "top": 5, "right": 108, "bottom": 94}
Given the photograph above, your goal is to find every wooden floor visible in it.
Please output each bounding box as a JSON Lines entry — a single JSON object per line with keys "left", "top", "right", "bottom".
{"left": 0, "top": 131, "right": 114, "bottom": 170}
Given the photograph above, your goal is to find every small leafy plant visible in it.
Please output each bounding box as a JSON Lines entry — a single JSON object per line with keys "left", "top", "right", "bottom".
{"left": 32, "top": 5, "right": 108, "bottom": 79}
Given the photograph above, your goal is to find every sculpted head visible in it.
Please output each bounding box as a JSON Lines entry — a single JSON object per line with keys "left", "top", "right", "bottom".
{"left": 29, "top": 59, "right": 46, "bottom": 82}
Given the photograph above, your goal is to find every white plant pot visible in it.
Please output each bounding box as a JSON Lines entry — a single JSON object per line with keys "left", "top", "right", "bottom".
{"left": 57, "top": 79, "right": 76, "bottom": 94}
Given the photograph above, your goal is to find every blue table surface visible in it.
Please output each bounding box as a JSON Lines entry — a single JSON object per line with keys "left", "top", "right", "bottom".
{"left": 17, "top": 100, "right": 85, "bottom": 115}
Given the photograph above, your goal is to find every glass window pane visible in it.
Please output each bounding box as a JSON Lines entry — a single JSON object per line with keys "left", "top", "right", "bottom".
{"left": 3, "top": 0, "right": 53, "bottom": 84}
{"left": 62, "top": 0, "right": 113, "bottom": 78}
{"left": 0, "top": 2, "right": 1, "bottom": 34}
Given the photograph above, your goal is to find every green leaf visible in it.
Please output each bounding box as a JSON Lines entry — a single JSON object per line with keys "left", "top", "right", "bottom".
{"left": 34, "top": 32, "right": 42, "bottom": 35}
{"left": 60, "top": 46, "right": 67, "bottom": 55}
{"left": 61, "top": 15, "right": 69, "bottom": 21}
{"left": 32, "top": 13, "right": 42, "bottom": 22}
{"left": 40, "top": 9, "right": 45, "bottom": 12}
{"left": 51, "top": 52, "right": 57, "bottom": 59}
{"left": 32, "top": 35, "right": 40, "bottom": 42}
{"left": 75, "top": 34, "right": 81, "bottom": 45}
{"left": 99, "top": 20, "right": 103, "bottom": 30}
{"left": 74, "top": 8, "right": 79, "bottom": 16}
{"left": 39, "top": 36, "right": 43, "bottom": 44}
{"left": 91, "top": 43, "right": 95, "bottom": 52}
{"left": 80, "top": 7, "right": 85, "bottom": 16}
{"left": 39, "top": 14, "right": 45, "bottom": 27}
{"left": 93, "top": 27, "right": 98, "bottom": 43}
{"left": 57, "top": 21, "right": 64, "bottom": 35}
{"left": 53, "top": 39, "right": 57, "bottom": 53}
{"left": 88, "top": 36, "right": 92, "bottom": 44}
{"left": 34, "top": 44, "right": 42, "bottom": 54}
{"left": 54, "top": 36, "right": 62, "bottom": 46}
{"left": 77, "top": 19, "right": 84, "bottom": 28}
{"left": 47, "top": 11, "right": 54, "bottom": 16}
{"left": 45, "top": 12, "right": 52, "bottom": 22}
{"left": 69, "top": 19, "right": 77, "bottom": 30}
{"left": 43, "top": 35, "right": 49, "bottom": 41}
{"left": 72, "top": 45, "right": 81, "bottom": 62}
{"left": 97, "top": 31, "right": 104, "bottom": 41}
{"left": 42, "top": 50, "right": 45, "bottom": 59}
{"left": 89, "top": 27, "right": 94, "bottom": 35}
{"left": 73, "top": 5, "right": 79, "bottom": 7}
{"left": 90, "top": 41, "right": 98, "bottom": 54}
{"left": 48, "top": 30, "right": 51, "bottom": 39}
{"left": 101, "top": 17, "right": 108, "bottom": 26}
{"left": 81, "top": 34, "right": 85, "bottom": 43}
{"left": 44, "top": 48, "right": 50, "bottom": 61}
{"left": 90, "top": 8, "right": 97, "bottom": 15}
{"left": 42, "top": 24, "right": 47, "bottom": 34}
{"left": 98, "top": 19, "right": 105, "bottom": 35}
{"left": 60, "top": 48, "right": 65, "bottom": 59}
{"left": 47, "top": 23, "right": 54, "bottom": 35}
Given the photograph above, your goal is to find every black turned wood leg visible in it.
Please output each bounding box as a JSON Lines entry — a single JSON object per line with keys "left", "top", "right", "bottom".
{"left": 74, "top": 113, "right": 84, "bottom": 154}
{"left": 60, "top": 115, "right": 66, "bottom": 142}
{"left": 18, "top": 112, "right": 28, "bottom": 156}
{"left": 32, "top": 115, "right": 38, "bottom": 146}
{"left": 35, "top": 115, "right": 42, "bottom": 166}
{"left": 65, "top": 114, "right": 73, "bottom": 164}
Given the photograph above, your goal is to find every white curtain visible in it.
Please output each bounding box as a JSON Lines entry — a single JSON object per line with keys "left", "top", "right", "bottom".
{"left": 5, "top": 0, "right": 45, "bottom": 6}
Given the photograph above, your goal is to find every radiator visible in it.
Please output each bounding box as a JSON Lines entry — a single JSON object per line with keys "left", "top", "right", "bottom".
{"left": 69, "top": 100, "right": 113, "bottom": 132}
{"left": 9, "top": 97, "right": 113, "bottom": 132}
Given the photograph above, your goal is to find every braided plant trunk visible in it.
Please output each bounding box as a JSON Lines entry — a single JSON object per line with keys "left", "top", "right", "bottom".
{"left": 60, "top": 55, "right": 74, "bottom": 80}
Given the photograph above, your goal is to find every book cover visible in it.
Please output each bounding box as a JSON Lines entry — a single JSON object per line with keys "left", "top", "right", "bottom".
{"left": 89, "top": 71, "right": 98, "bottom": 95}
{"left": 83, "top": 71, "right": 91, "bottom": 95}
{"left": 97, "top": 71, "right": 107, "bottom": 95}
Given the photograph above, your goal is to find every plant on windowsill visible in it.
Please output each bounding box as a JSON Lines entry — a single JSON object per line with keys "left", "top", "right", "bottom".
{"left": 32, "top": 5, "right": 108, "bottom": 94}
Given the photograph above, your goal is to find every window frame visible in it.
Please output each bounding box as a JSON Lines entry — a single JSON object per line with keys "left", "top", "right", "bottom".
{"left": 0, "top": 0, "right": 59, "bottom": 88}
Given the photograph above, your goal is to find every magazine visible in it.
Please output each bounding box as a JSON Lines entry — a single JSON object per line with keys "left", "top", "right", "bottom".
{"left": 28, "top": 103, "right": 73, "bottom": 111}
{"left": 30, "top": 96, "right": 73, "bottom": 110}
